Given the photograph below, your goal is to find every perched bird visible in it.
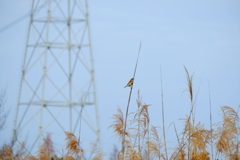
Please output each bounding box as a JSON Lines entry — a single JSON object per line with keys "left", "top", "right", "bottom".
{"left": 124, "top": 78, "right": 134, "bottom": 88}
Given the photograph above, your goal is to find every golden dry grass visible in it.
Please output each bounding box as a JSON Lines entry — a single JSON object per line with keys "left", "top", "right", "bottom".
{"left": 214, "top": 106, "right": 239, "bottom": 159}
{"left": 109, "top": 107, "right": 128, "bottom": 138}
{"left": 0, "top": 105, "right": 239, "bottom": 160}
{"left": 1, "top": 68, "right": 239, "bottom": 160}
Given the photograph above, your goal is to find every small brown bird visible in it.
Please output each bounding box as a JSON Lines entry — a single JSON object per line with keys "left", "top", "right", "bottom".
{"left": 124, "top": 78, "right": 134, "bottom": 88}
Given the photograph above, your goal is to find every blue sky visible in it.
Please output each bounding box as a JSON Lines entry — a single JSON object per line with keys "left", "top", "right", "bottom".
{"left": 0, "top": 0, "right": 240, "bottom": 157}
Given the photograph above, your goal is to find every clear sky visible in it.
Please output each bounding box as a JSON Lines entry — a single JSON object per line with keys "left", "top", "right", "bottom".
{"left": 0, "top": 0, "right": 240, "bottom": 157}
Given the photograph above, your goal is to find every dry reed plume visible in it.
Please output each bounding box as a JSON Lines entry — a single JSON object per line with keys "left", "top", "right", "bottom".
{"left": 65, "top": 131, "right": 84, "bottom": 159}
{"left": 214, "top": 106, "right": 239, "bottom": 159}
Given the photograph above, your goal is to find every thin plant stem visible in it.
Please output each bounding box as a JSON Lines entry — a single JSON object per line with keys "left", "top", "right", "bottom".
{"left": 160, "top": 65, "right": 168, "bottom": 160}
{"left": 208, "top": 80, "right": 214, "bottom": 160}
{"left": 184, "top": 66, "right": 194, "bottom": 160}
{"left": 173, "top": 122, "right": 181, "bottom": 146}
{"left": 147, "top": 121, "right": 150, "bottom": 160}
{"left": 122, "top": 42, "right": 142, "bottom": 159}
{"left": 138, "top": 112, "right": 140, "bottom": 154}
{"left": 175, "top": 66, "right": 194, "bottom": 160}
{"left": 192, "top": 81, "right": 202, "bottom": 126}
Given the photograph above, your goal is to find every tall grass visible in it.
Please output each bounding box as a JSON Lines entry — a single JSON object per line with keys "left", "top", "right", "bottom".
{"left": 1, "top": 67, "right": 239, "bottom": 160}
{"left": 2, "top": 105, "right": 238, "bottom": 159}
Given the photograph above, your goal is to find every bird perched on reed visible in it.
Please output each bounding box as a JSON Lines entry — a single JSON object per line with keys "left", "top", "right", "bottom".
{"left": 124, "top": 78, "right": 134, "bottom": 88}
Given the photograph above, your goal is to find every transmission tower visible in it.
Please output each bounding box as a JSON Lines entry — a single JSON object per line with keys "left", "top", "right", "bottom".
{"left": 12, "top": 0, "right": 101, "bottom": 154}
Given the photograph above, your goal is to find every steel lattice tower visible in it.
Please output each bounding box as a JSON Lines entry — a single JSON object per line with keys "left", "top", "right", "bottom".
{"left": 12, "top": 0, "right": 101, "bottom": 154}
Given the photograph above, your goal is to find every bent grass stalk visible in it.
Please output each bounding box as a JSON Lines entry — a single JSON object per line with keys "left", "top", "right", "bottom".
{"left": 122, "top": 42, "right": 141, "bottom": 159}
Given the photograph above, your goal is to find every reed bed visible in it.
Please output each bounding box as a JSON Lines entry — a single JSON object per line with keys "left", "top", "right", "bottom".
{"left": 1, "top": 103, "right": 239, "bottom": 159}
{"left": 1, "top": 104, "right": 239, "bottom": 160}
{"left": 1, "top": 67, "right": 239, "bottom": 160}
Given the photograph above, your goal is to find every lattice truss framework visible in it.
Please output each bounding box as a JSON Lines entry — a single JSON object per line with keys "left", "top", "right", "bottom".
{"left": 13, "top": 0, "right": 100, "bottom": 154}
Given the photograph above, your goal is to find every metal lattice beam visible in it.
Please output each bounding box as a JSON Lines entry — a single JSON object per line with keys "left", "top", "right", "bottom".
{"left": 12, "top": 0, "right": 101, "bottom": 155}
